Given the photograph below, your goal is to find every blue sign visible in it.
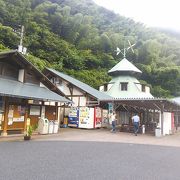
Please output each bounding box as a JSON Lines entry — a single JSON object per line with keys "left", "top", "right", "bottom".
{"left": 108, "top": 103, "right": 113, "bottom": 114}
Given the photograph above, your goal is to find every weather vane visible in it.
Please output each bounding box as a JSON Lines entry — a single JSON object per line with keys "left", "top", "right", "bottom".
{"left": 115, "top": 40, "right": 135, "bottom": 58}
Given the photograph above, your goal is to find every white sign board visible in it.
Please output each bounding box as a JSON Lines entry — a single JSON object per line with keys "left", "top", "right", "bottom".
{"left": 30, "top": 106, "right": 40, "bottom": 116}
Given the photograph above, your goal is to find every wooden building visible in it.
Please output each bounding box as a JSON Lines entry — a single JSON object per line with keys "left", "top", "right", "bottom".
{"left": 43, "top": 68, "right": 112, "bottom": 128}
{"left": 0, "top": 50, "right": 70, "bottom": 136}
{"left": 43, "top": 67, "right": 180, "bottom": 135}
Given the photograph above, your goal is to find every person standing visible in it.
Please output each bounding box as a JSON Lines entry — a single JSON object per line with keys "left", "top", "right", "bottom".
{"left": 111, "top": 112, "right": 116, "bottom": 133}
{"left": 132, "top": 114, "right": 140, "bottom": 136}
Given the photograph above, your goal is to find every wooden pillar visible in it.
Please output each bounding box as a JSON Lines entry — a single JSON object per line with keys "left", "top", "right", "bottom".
{"left": 143, "top": 110, "right": 146, "bottom": 124}
{"left": 55, "top": 102, "right": 58, "bottom": 120}
{"left": 147, "top": 110, "right": 149, "bottom": 124}
{"left": 160, "top": 104, "right": 164, "bottom": 136}
{"left": 23, "top": 103, "right": 29, "bottom": 134}
{"left": 2, "top": 97, "right": 9, "bottom": 136}
{"left": 175, "top": 108, "right": 179, "bottom": 131}
{"left": 153, "top": 109, "right": 155, "bottom": 121}
{"left": 175, "top": 112, "right": 178, "bottom": 131}
{"left": 41, "top": 101, "right": 45, "bottom": 118}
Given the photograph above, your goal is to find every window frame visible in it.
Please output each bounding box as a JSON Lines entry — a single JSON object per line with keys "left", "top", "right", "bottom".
{"left": 120, "top": 82, "right": 128, "bottom": 91}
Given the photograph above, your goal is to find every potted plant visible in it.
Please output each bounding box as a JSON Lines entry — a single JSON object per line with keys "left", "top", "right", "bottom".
{"left": 24, "top": 125, "right": 33, "bottom": 140}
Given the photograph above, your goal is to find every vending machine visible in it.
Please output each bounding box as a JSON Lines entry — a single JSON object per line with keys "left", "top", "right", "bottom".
{"left": 94, "top": 107, "right": 102, "bottom": 128}
{"left": 68, "top": 107, "right": 79, "bottom": 128}
{"left": 78, "top": 107, "right": 94, "bottom": 128}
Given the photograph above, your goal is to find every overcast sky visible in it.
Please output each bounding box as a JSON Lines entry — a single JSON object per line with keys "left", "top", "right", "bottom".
{"left": 93, "top": 0, "right": 180, "bottom": 32}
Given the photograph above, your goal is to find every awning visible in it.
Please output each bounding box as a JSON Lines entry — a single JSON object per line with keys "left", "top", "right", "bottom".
{"left": 0, "top": 78, "right": 71, "bottom": 103}
{"left": 100, "top": 98, "right": 180, "bottom": 112}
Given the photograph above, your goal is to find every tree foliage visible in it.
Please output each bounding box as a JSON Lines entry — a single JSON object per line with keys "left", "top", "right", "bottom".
{"left": 0, "top": 0, "right": 179, "bottom": 97}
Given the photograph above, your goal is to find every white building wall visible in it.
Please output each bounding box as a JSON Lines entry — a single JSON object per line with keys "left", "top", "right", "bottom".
{"left": 163, "top": 112, "right": 172, "bottom": 135}
{"left": 135, "top": 83, "right": 141, "bottom": 91}
{"left": 72, "top": 97, "right": 79, "bottom": 107}
{"left": 105, "top": 76, "right": 153, "bottom": 99}
{"left": 73, "top": 87, "right": 84, "bottom": 95}
{"left": 107, "top": 83, "right": 113, "bottom": 91}
{"left": 145, "top": 86, "right": 150, "bottom": 93}
{"left": 159, "top": 112, "right": 172, "bottom": 135}
{"left": 79, "top": 97, "right": 86, "bottom": 106}
{"left": 99, "top": 86, "right": 104, "bottom": 91}
{"left": 61, "top": 81, "right": 71, "bottom": 95}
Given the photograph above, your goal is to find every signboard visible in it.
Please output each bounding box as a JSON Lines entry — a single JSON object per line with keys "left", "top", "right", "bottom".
{"left": 30, "top": 106, "right": 40, "bottom": 116}
{"left": 108, "top": 103, "right": 113, "bottom": 114}
{"left": 13, "top": 116, "right": 25, "bottom": 122}
{"left": 108, "top": 103, "right": 114, "bottom": 124}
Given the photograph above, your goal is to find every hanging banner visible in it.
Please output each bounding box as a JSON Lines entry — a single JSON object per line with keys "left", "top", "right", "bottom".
{"left": 108, "top": 103, "right": 113, "bottom": 114}
{"left": 108, "top": 103, "right": 114, "bottom": 124}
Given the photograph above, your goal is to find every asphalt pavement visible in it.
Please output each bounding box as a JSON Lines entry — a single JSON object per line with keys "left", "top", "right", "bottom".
{"left": 0, "top": 141, "right": 180, "bottom": 180}
{"left": 1, "top": 128, "right": 180, "bottom": 180}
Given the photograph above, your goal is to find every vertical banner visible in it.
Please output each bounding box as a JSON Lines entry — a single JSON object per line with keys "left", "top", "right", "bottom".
{"left": 108, "top": 103, "right": 114, "bottom": 124}
{"left": 108, "top": 103, "right": 113, "bottom": 114}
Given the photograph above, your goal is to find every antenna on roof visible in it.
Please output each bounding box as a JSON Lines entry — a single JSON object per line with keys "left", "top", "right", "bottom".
{"left": 115, "top": 39, "right": 135, "bottom": 58}
{"left": 17, "top": 25, "right": 27, "bottom": 55}
{"left": 127, "top": 40, "right": 135, "bottom": 53}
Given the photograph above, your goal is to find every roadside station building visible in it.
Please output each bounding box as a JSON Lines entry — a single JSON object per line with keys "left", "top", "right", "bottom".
{"left": 99, "top": 57, "right": 180, "bottom": 136}
{"left": 43, "top": 60, "right": 180, "bottom": 136}
{"left": 0, "top": 51, "right": 70, "bottom": 136}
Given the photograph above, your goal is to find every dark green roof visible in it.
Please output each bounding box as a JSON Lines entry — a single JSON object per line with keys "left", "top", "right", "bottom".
{"left": 0, "top": 78, "right": 70, "bottom": 102}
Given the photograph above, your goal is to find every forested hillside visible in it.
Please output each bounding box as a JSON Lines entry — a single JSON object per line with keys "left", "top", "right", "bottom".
{"left": 0, "top": 0, "right": 179, "bottom": 97}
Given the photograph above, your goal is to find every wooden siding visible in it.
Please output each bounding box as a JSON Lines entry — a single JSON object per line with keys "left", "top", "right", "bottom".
{"left": 24, "top": 70, "right": 39, "bottom": 85}
{"left": 0, "top": 62, "right": 18, "bottom": 80}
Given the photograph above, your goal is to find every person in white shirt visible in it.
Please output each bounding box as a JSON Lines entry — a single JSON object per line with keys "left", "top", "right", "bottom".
{"left": 111, "top": 112, "right": 116, "bottom": 133}
{"left": 132, "top": 114, "right": 140, "bottom": 136}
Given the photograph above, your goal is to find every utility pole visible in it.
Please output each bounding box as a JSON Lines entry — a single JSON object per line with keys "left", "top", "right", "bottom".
{"left": 19, "top": 25, "right": 24, "bottom": 47}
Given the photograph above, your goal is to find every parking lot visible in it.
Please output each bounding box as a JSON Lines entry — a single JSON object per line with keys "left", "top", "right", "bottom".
{"left": 1, "top": 128, "right": 180, "bottom": 180}
{"left": 1, "top": 128, "right": 180, "bottom": 147}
